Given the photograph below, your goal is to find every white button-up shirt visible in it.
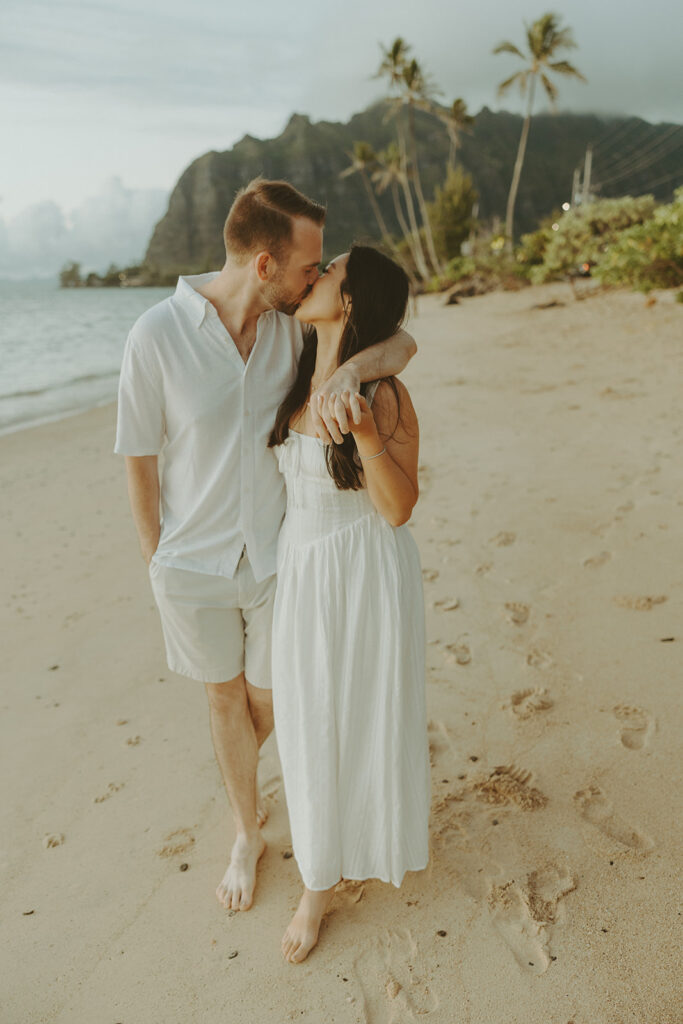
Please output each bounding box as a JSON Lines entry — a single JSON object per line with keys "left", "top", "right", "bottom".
{"left": 114, "top": 273, "right": 304, "bottom": 582}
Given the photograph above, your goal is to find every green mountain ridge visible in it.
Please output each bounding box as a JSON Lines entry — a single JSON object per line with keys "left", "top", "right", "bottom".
{"left": 143, "top": 102, "right": 682, "bottom": 282}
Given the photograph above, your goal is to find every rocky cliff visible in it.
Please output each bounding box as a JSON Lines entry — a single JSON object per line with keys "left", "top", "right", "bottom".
{"left": 143, "top": 103, "right": 681, "bottom": 281}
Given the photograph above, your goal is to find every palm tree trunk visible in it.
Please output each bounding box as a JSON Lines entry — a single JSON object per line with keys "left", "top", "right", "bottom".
{"left": 360, "top": 169, "right": 393, "bottom": 245}
{"left": 504, "top": 75, "right": 536, "bottom": 251}
{"left": 390, "top": 181, "right": 414, "bottom": 253}
{"left": 408, "top": 103, "right": 445, "bottom": 276}
{"left": 360, "top": 170, "right": 417, "bottom": 286}
{"left": 386, "top": 180, "right": 421, "bottom": 290}
{"left": 396, "top": 117, "right": 431, "bottom": 280}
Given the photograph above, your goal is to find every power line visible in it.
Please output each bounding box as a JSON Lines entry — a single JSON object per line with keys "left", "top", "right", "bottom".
{"left": 595, "top": 126, "right": 663, "bottom": 173}
{"left": 628, "top": 168, "right": 682, "bottom": 193}
{"left": 594, "top": 124, "right": 682, "bottom": 181}
{"left": 592, "top": 116, "right": 643, "bottom": 158}
{"left": 596, "top": 129, "right": 683, "bottom": 187}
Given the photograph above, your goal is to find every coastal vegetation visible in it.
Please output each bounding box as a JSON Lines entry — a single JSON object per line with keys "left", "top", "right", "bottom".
{"left": 59, "top": 13, "right": 681, "bottom": 296}
{"left": 59, "top": 262, "right": 144, "bottom": 288}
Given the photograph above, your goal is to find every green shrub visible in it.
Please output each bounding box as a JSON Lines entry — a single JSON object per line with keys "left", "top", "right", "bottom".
{"left": 516, "top": 214, "right": 558, "bottom": 268}
{"left": 427, "top": 166, "right": 478, "bottom": 263}
{"left": 592, "top": 187, "right": 683, "bottom": 292}
{"left": 527, "top": 195, "right": 658, "bottom": 284}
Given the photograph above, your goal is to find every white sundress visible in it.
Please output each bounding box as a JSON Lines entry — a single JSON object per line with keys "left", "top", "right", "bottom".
{"left": 272, "top": 394, "right": 430, "bottom": 891}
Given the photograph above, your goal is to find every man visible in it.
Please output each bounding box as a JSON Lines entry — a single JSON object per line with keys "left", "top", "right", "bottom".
{"left": 115, "top": 178, "right": 416, "bottom": 913}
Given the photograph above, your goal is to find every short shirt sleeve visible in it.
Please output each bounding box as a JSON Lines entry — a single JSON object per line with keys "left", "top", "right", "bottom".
{"left": 114, "top": 332, "right": 165, "bottom": 455}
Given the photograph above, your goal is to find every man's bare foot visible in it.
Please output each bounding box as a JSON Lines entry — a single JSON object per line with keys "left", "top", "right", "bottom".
{"left": 216, "top": 832, "right": 266, "bottom": 911}
{"left": 282, "top": 885, "right": 336, "bottom": 963}
{"left": 256, "top": 793, "right": 268, "bottom": 828}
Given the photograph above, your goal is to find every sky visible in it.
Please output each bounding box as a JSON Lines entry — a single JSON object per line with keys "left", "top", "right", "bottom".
{"left": 2, "top": 0, "right": 682, "bottom": 276}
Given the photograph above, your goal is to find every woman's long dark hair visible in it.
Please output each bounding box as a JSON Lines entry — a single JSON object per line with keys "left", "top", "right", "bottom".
{"left": 269, "top": 245, "right": 410, "bottom": 490}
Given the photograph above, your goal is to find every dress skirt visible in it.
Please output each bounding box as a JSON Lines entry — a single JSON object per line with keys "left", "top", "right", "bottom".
{"left": 271, "top": 432, "right": 430, "bottom": 891}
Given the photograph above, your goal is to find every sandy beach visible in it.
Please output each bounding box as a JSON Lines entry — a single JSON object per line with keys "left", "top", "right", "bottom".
{"left": 1, "top": 284, "right": 680, "bottom": 1024}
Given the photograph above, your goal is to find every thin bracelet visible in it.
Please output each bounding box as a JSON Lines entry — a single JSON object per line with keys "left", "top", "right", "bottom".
{"left": 361, "top": 447, "right": 387, "bottom": 461}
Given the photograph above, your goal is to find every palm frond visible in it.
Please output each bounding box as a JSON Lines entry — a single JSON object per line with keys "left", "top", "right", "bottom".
{"left": 497, "top": 70, "right": 526, "bottom": 98}
{"left": 540, "top": 73, "right": 558, "bottom": 107}
{"left": 551, "top": 27, "right": 577, "bottom": 51}
{"left": 526, "top": 13, "right": 576, "bottom": 59}
{"left": 493, "top": 40, "right": 525, "bottom": 59}
{"left": 340, "top": 141, "right": 377, "bottom": 178}
{"left": 374, "top": 37, "right": 411, "bottom": 83}
{"left": 548, "top": 59, "right": 586, "bottom": 81}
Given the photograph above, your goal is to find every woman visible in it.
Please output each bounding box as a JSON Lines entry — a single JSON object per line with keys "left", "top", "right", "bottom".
{"left": 269, "top": 245, "right": 430, "bottom": 963}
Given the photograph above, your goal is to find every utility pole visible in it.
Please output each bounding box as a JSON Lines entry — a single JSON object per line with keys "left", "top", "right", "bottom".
{"left": 582, "top": 145, "right": 593, "bottom": 204}
{"left": 572, "top": 166, "right": 581, "bottom": 206}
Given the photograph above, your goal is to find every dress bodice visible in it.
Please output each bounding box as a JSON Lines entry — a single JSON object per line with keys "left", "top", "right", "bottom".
{"left": 274, "top": 432, "right": 377, "bottom": 545}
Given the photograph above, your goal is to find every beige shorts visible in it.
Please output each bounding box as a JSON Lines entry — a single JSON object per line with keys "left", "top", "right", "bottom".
{"left": 148, "top": 550, "right": 275, "bottom": 687}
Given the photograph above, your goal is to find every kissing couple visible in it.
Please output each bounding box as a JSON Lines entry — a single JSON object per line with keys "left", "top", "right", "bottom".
{"left": 115, "top": 178, "right": 430, "bottom": 962}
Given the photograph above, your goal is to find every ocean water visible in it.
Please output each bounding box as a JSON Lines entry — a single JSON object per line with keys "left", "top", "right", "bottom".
{"left": 0, "top": 280, "right": 174, "bottom": 435}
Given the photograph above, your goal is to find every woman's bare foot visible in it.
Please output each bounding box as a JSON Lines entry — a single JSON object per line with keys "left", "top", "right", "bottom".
{"left": 282, "top": 885, "right": 336, "bottom": 963}
{"left": 216, "top": 831, "right": 266, "bottom": 911}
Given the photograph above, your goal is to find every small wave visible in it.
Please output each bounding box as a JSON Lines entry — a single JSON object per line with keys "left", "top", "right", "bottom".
{"left": 0, "top": 370, "right": 119, "bottom": 401}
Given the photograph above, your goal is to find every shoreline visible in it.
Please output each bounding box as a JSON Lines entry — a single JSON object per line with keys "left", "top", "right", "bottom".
{"left": 1, "top": 285, "right": 680, "bottom": 1023}
{"left": 0, "top": 393, "right": 118, "bottom": 439}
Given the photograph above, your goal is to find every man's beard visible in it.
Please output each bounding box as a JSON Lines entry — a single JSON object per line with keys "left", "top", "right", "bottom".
{"left": 264, "top": 278, "right": 311, "bottom": 316}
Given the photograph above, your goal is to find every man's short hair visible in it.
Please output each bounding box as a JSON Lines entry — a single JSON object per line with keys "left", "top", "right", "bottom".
{"left": 223, "top": 178, "right": 326, "bottom": 264}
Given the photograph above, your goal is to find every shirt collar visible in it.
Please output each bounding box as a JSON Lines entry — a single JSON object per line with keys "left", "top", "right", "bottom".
{"left": 175, "top": 272, "right": 221, "bottom": 328}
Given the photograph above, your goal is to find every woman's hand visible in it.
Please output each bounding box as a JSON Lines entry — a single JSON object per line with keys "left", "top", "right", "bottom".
{"left": 348, "top": 393, "right": 379, "bottom": 444}
{"left": 310, "top": 366, "right": 362, "bottom": 444}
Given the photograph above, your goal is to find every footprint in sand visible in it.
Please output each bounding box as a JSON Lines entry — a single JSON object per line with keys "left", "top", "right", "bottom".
{"left": 488, "top": 864, "right": 576, "bottom": 975}
{"left": 573, "top": 785, "right": 654, "bottom": 853}
{"left": 352, "top": 928, "right": 438, "bottom": 1023}
{"left": 93, "top": 782, "right": 124, "bottom": 804}
{"left": 614, "top": 595, "right": 667, "bottom": 611}
{"left": 443, "top": 640, "right": 471, "bottom": 666}
{"left": 474, "top": 765, "right": 548, "bottom": 811}
{"left": 475, "top": 562, "right": 493, "bottom": 576}
{"left": 334, "top": 879, "right": 366, "bottom": 907}
{"left": 157, "top": 827, "right": 196, "bottom": 858}
{"left": 612, "top": 705, "right": 655, "bottom": 750}
{"left": 422, "top": 569, "right": 439, "bottom": 583}
{"left": 504, "top": 602, "right": 530, "bottom": 625}
{"left": 506, "top": 688, "right": 553, "bottom": 719}
{"left": 582, "top": 551, "right": 612, "bottom": 568}
{"left": 490, "top": 531, "right": 516, "bottom": 547}
{"left": 432, "top": 597, "right": 460, "bottom": 611}
{"left": 43, "top": 832, "right": 65, "bottom": 849}
{"left": 526, "top": 648, "right": 553, "bottom": 670}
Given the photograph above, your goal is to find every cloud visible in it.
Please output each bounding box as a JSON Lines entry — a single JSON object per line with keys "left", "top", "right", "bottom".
{"left": 0, "top": 178, "right": 168, "bottom": 278}
{"left": 0, "top": 0, "right": 307, "bottom": 109}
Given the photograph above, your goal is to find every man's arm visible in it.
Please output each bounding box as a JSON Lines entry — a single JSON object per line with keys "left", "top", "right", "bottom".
{"left": 125, "top": 455, "right": 161, "bottom": 565}
{"left": 310, "top": 328, "right": 417, "bottom": 444}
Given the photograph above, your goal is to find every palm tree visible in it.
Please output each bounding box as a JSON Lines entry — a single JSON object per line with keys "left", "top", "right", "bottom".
{"left": 372, "top": 143, "right": 422, "bottom": 285}
{"left": 340, "top": 141, "right": 411, "bottom": 274}
{"left": 375, "top": 39, "right": 431, "bottom": 280}
{"left": 494, "top": 13, "right": 586, "bottom": 248}
{"left": 437, "top": 99, "right": 475, "bottom": 171}
{"left": 372, "top": 144, "right": 414, "bottom": 254}
{"left": 399, "top": 58, "right": 445, "bottom": 276}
